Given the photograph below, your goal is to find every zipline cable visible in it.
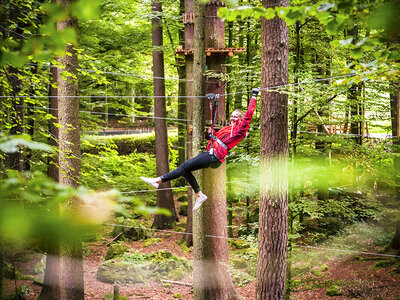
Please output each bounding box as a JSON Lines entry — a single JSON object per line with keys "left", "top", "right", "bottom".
{"left": 0, "top": 72, "right": 369, "bottom": 99}
{"left": 15, "top": 105, "right": 191, "bottom": 122}
{"left": 120, "top": 178, "right": 257, "bottom": 194}
{"left": 26, "top": 63, "right": 193, "bottom": 82}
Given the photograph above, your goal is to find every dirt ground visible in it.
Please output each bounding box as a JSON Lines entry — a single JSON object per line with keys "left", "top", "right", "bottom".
{"left": 3, "top": 231, "right": 400, "bottom": 300}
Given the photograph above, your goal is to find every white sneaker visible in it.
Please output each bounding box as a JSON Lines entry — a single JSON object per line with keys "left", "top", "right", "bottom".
{"left": 193, "top": 194, "right": 207, "bottom": 211}
{"left": 140, "top": 177, "right": 159, "bottom": 189}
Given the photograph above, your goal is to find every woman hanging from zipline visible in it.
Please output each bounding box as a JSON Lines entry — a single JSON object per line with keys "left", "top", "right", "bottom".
{"left": 141, "top": 88, "right": 259, "bottom": 210}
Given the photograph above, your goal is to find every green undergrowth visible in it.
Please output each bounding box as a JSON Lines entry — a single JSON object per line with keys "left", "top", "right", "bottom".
{"left": 81, "top": 132, "right": 178, "bottom": 194}
{"left": 143, "top": 237, "right": 163, "bottom": 247}
{"left": 289, "top": 221, "right": 398, "bottom": 295}
{"left": 81, "top": 131, "right": 178, "bottom": 155}
{"left": 112, "top": 217, "right": 151, "bottom": 241}
{"left": 291, "top": 221, "right": 396, "bottom": 278}
{"left": 228, "top": 237, "right": 258, "bottom": 287}
{"left": 97, "top": 249, "right": 192, "bottom": 284}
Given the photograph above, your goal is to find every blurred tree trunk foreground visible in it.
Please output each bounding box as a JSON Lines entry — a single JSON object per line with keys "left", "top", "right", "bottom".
{"left": 41, "top": 0, "right": 84, "bottom": 298}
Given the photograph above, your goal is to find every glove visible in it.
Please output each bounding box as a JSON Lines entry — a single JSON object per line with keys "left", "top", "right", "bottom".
{"left": 252, "top": 88, "right": 260, "bottom": 98}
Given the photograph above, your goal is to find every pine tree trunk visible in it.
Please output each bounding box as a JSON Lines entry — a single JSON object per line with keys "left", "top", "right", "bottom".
{"left": 348, "top": 26, "right": 362, "bottom": 144}
{"left": 54, "top": 2, "right": 83, "bottom": 298}
{"left": 8, "top": 67, "right": 24, "bottom": 172}
{"left": 177, "top": 0, "right": 187, "bottom": 167}
{"left": 225, "top": 21, "right": 233, "bottom": 119}
{"left": 390, "top": 80, "right": 400, "bottom": 249}
{"left": 183, "top": 0, "right": 195, "bottom": 246}
{"left": 152, "top": 0, "right": 177, "bottom": 228}
{"left": 192, "top": 0, "right": 207, "bottom": 297}
{"left": 193, "top": 1, "right": 238, "bottom": 298}
{"left": 257, "top": 0, "right": 289, "bottom": 298}
{"left": 40, "top": 63, "right": 61, "bottom": 300}
{"left": 200, "top": 163, "right": 239, "bottom": 299}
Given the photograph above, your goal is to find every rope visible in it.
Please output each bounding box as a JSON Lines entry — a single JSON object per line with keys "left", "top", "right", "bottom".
{"left": 15, "top": 105, "right": 191, "bottom": 122}
{"left": 0, "top": 94, "right": 203, "bottom": 99}
{"left": 294, "top": 244, "right": 400, "bottom": 258}
{"left": 225, "top": 73, "right": 359, "bottom": 97}
{"left": 120, "top": 178, "right": 256, "bottom": 194}
{"left": 0, "top": 72, "right": 366, "bottom": 99}
{"left": 27, "top": 63, "right": 192, "bottom": 82}
{"left": 103, "top": 223, "right": 400, "bottom": 258}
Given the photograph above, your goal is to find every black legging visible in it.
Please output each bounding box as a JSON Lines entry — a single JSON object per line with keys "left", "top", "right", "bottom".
{"left": 160, "top": 152, "right": 221, "bottom": 193}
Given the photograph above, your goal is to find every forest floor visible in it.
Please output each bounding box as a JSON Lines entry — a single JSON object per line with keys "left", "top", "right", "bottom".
{"left": 3, "top": 195, "right": 400, "bottom": 300}
{"left": 3, "top": 229, "right": 400, "bottom": 300}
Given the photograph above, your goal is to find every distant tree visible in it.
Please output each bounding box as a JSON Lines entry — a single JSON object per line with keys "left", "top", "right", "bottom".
{"left": 152, "top": 0, "right": 177, "bottom": 228}
{"left": 7, "top": 67, "right": 24, "bottom": 172}
{"left": 390, "top": 80, "right": 400, "bottom": 249}
{"left": 183, "top": 0, "right": 195, "bottom": 247}
{"left": 256, "top": 0, "right": 289, "bottom": 299}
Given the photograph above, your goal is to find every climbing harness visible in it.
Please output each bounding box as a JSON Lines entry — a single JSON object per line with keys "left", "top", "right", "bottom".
{"left": 206, "top": 93, "right": 229, "bottom": 162}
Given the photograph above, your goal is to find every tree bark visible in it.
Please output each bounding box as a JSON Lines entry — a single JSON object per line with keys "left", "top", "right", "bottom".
{"left": 151, "top": 0, "right": 177, "bottom": 228}
{"left": 7, "top": 67, "right": 24, "bottom": 172}
{"left": 193, "top": 1, "right": 238, "bottom": 299}
{"left": 348, "top": 26, "right": 362, "bottom": 144}
{"left": 184, "top": 0, "right": 195, "bottom": 246}
{"left": 192, "top": 0, "right": 207, "bottom": 298}
{"left": 54, "top": 1, "right": 83, "bottom": 298}
{"left": 390, "top": 80, "right": 400, "bottom": 249}
{"left": 40, "top": 63, "right": 61, "bottom": 300}
{"left": 177, "top": 0, "right": 187, "bottom": 167}
{"left": 257, "top": 0, "right": 289, "bottom": 298}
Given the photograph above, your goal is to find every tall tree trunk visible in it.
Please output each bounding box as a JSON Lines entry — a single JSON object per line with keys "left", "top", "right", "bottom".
{"left": 55, "top": 1, "right": 83, "bottom": 298}
{"left": 192, "top": 0, "right": 207, "bottom": 298}
{"left": 348, "top": 26, "right": 362, "bottom": 144}
{"left": 194, "top": 1, "right": 238, "bottom": 298}
{"left": 225, "top": 21, "right": 233, "bottom": 120}
{"left": 24, "top": 64, "right": 38, "bottom": 171}
{"left": 167, "top": 0, "right": 187, "bottom": 168}
{"left": 246, "top": 19, "right": 252, "bottom": 105}
{"left": 40, "top": 63, "right": 61, "bottom": 300}
{"left": 257, "top": 0, "right": 289, "bottom": 298}
{"left": 390, "top": 80, "right": 400, "bottom": 249}
{"left": 152, "top": 0, "right": 177, "bottom": 228}
{"left": 7, "top": 67, "right": 24, "bottom": 172}
{"left": 234, "top": 17, "right": 245, "bottom": 110}
{"left": 177, "top": 0, "right": 187, "bottom": 167}
{"left": 183, "top": 0, "right": 195, "bottom": 246}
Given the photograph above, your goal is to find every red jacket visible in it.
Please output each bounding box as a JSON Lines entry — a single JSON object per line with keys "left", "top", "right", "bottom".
{"left": 206, "top": 96, "right": 257, "bottom": 162}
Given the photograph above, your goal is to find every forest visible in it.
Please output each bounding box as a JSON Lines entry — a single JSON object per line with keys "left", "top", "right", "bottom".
{"left": 1, "top": 0, "right": 400, "bottom": 299}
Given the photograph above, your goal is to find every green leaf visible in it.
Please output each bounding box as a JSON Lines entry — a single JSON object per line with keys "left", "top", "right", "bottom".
{"left": 264, "top": 7, "right": 276, "bottom": 20}
{"left": 285, "top": 8, "right": 302, "bottom": 25}
{"left": 350, "top": 47, "right": 363, "bottom": 59}
{"left": 218, "top": 7, "right": 238, "bottom": 21}
{"left": 276, "top": 7, "right": 288, "bottom": 19}
{"left": 326, "top": 19, "right": 339, "bottom": 34}
{"left": 0, "top": 135, "right": 54, "bottom": 153}
{"left": 224, "top": 0, "right": 239, "bottom": 8}
{"left": 317, "top": 2, "right": 335, "bottom": 12}
{"left": 0, "top": 49, "right": 28, "bottom": 67}
{"left": 71, "top": 0, "right": 100, "bottom": 20}
{"left": 356, "top": 37, "right": 367, "bottom": 47}
{"left": 340, "top": 37, "right": 353, "bottom": 46}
